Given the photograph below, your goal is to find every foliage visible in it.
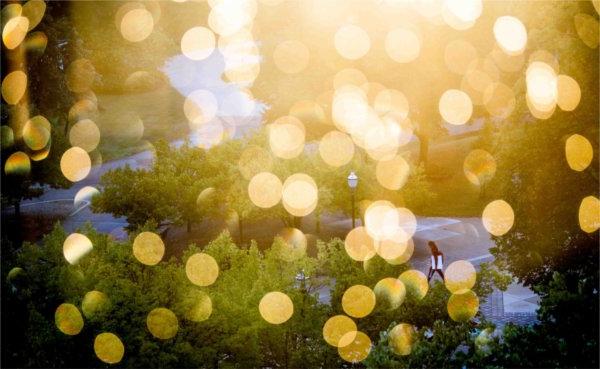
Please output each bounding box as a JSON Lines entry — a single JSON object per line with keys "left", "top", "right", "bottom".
{"left": 1, "top": 1, "right": 81, "bottom": 216}
{"left": 92, "top": 140, "right": 218, "bottom": 231}
{"left": 2, "top": 223, "right": 511, "bottom": 368}
{"left": 93, "top": 129, "right": 435, "bottom": 237}
{"left": 485, "top": 2, "right": 599, "bottom": 366}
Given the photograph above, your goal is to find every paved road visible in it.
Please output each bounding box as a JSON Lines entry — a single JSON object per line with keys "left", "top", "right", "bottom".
{"left": 14, "top": 145, "right": 538, "bottom": 326}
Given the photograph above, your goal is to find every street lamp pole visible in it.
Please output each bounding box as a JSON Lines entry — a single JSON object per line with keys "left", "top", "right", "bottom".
{"left": 347, "top": 171, "right": 358, "bottom": 228}
{"left": 351, "top": 190, "right": 356, "bottom": 228}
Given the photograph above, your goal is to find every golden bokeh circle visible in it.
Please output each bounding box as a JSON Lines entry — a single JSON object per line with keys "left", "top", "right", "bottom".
{"left": 374, "top": 89, "right": 409, "bottom": 120}
{"left": 181, "top": 26, "right": 215, "bottom": 61}
{"left": 444, "top": 0, "right": 482, "bottom": 25}
{"left": 365, "top": 202, "right": 417, "bottom": 243}
{"left": 63, "top": 233, "right": 93, "bottom": 265}
{"left": 22, "top": 0, "right": 46, "bottom": 31}
{"left": 268, "top": 116, "right": 305, "bottom": 159}
{"left": 147, "top": 307, "right": 179, "bottom": 339}
{"left": 322, "top": 315, "right": 357, "bottom": 347}
{"left": 334, "top": 25, "right": 370, "bottom": 60}
{"left": 259, "top": 291, "right": 294, "bottom": 324}
{"left": 579, "top": 196, "right": 600, "bottom": 233}
{"left": 364, "top": 200, "right": 398, "bottom": 241}
{"left": 463, "top": 149, "right": 496, "bottom": 186}
{"left": 444, "top": 260, "right": 477, "bottom": 293}
{"left": 185, "top": 253, "right": 219, "bottom": 287}
{"left": 375, "top": 237, "right": 410, "bottom": 261}
{"left": 207, "top": 0, "right": 256, "bottom": 37}
{"left": 385, "top": 27, "right": 420, "bottom": 63}
{"left": 69, "top": 119, "right": 100, "bottom": 152}
{"left": 1, "top": 125, "right": 14, "bottom": 150}
{"left": 30, "top": 144, "right": 51, "bottom": 162}
{"left": 337, "top": 331, "right": 371, "bottom": 363}
{"left": 60, "top": 147, "right": 92, "bottom": 182}
{"left": 574, "top": 13, "right": 599, "bottom": 49}
{"left": 273, "top": 40, "right": 310, "bottom": 74}
{"left": 493, "top": 16, "right": 527, "bottom": 55}
{"left": 184, "top": 89, "right": 218, "bottom": 127}
{"left": 373, "top": 277, "right": 406, "bottom": 310}
{"left": 282, "top": 173, "right": 318, "bottom": 217}
{"left": 526, "top": 61, "right": 557, "bottom": 110}
{"left": 7, "top": 267, "right": 25, "bottom": 284}
{"left": 376, "top": 155, "right": 410, "bottom": 190}
{"left": 81, "top": 290, "right": 110, "bottom": 318}
{"left": 185, "top": 290, "right": 213, "bottom": 322}
{"left": 439, "top": 89, "right": 473, "bottom": 125}
{"left": 319, "top": 130, "right": 355, "bottom": 167}
{"left": 399, "top": 269, "right": 429, "bottom": 300}
{"left": 120, "top": 8, "right": 154, "bottom": 42}
{"left": 55, "top": 303, "right": 84, "bottom": 335}
{"left": 2, "top": 16, "right": 29, "bottom": 50}
{"left": 196, "top": 187, "right": 216, "bottom": 208}
{"left": 23, "top": 115, "right": 51, "bottom": 151}
{"left": 389, "top": 323, "right": 415, "bottom": 356}
{"left": 556, "top": 74, "right": 581, "bottom": 112}
{"left": 482, "top": 199, "right": 515, "bottom": 236}
{"left": 447, "top": 289, "right": 479, "bottom": 322}
{"left": 289, "top": 99, "right": 326, "bottom": 125}
{"left": 4, "top": 151, "right": 31, "bottom": 176}
{"left": 565, "top": 134, "right": 593, "bottom": 172}
{"left": 276, "top": 228, "right": 307, "bottom": 262}
{"left": 68, "top": 99, "right": 98, "bottom": 124}
{"left": 528, "top": 50, "right": 559, "bottom": 74}
{"left": 94, "top": 333, "right": 125, "bottom": 364}
{"left": 341, "top": 285, "right": 376, "bottom": 318}
{"left": 344, "top": 226, "right": 376, "bottom": 262}
{"left": 74, "top": 186, "right": 100, "bottom": 208}
{"left": 248, "top": 172, "right": 282, "bottom": 208}
{"left": 1, "top": 70, "right": 27, "bottom": 105}
{"left": 132, "top": 231, "right": 165, "bottom": 266}
{"left": 66, "top": 59, "right": 95, "bottom": 93}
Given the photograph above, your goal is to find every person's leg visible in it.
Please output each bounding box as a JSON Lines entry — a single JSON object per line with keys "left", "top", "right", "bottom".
{"left": 427, "top": 267, "right": 433, "bottom": 282}
{"left": 435, "top": 269, "right": 445, "bottom": 280}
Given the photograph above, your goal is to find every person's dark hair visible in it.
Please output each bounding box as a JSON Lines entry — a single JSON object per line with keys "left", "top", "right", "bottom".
{"left": 428, "top": 241, "right": 440, "bottom": 254}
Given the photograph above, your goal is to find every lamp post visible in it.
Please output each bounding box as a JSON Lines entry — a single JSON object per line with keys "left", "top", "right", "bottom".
{"left": 347, "top": 171, "right": 358, "bottom": 228}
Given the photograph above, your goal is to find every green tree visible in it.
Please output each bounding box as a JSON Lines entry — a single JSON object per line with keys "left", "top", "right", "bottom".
{"left": 92, "top": 140, "right": 218, "bottom": 232}
{"left": 1, "top": 1, "right": 84, "bottom": 223}
{"left": 486, "top": 2, "right": 599, "bottom": 366}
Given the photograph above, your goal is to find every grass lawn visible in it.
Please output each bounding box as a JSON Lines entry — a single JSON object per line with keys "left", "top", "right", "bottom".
{"left": 95, "top": 85, "right": 188, "bottom": 162}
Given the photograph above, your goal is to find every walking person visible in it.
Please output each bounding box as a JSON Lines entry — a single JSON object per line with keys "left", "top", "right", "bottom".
{"left": 427, "top": 241, "right": 445, "bottom": 282}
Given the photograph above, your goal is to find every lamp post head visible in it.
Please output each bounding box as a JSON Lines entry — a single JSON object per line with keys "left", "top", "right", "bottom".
{"left": 347, "top": 171, "right": 358, "bottom": 189}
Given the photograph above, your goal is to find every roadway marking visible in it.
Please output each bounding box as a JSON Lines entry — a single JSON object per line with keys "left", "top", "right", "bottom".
{"left": 68, "top": 201, "right": 90, "bottom": 217}
{"left": 467, "top": 254, "right": 493, "bottom": 262}
{"left": 16, "top": 199, "right": 73, "bottom": 207}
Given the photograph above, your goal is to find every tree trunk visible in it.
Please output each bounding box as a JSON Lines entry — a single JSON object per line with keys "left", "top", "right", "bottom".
{"left": 14, "top": 200, "right": 20, "bottom": 220}
{"left": 315, "top": 213, "right": 321, "bottom": 235}
{"left": 63, "top": 117, "right": 69, "bottom": 137}
{"left": 418, "top": 134, "right": 430, "bottom": 165}
{"left": 293, "top": 216, "right": 301, "bottom": 230}
{"left": 186, "top": 220, "right": 192, "bottom": 233}
{"left": 238, "top": 216, "right": 244, "bottom": 245}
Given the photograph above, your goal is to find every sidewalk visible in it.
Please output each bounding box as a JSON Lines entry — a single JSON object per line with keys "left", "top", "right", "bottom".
{"left": 480, "top": 284, "right": 539, "bottom": 327}
{"left": 412, "top": 217, "right": 538, "bottom": 327}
